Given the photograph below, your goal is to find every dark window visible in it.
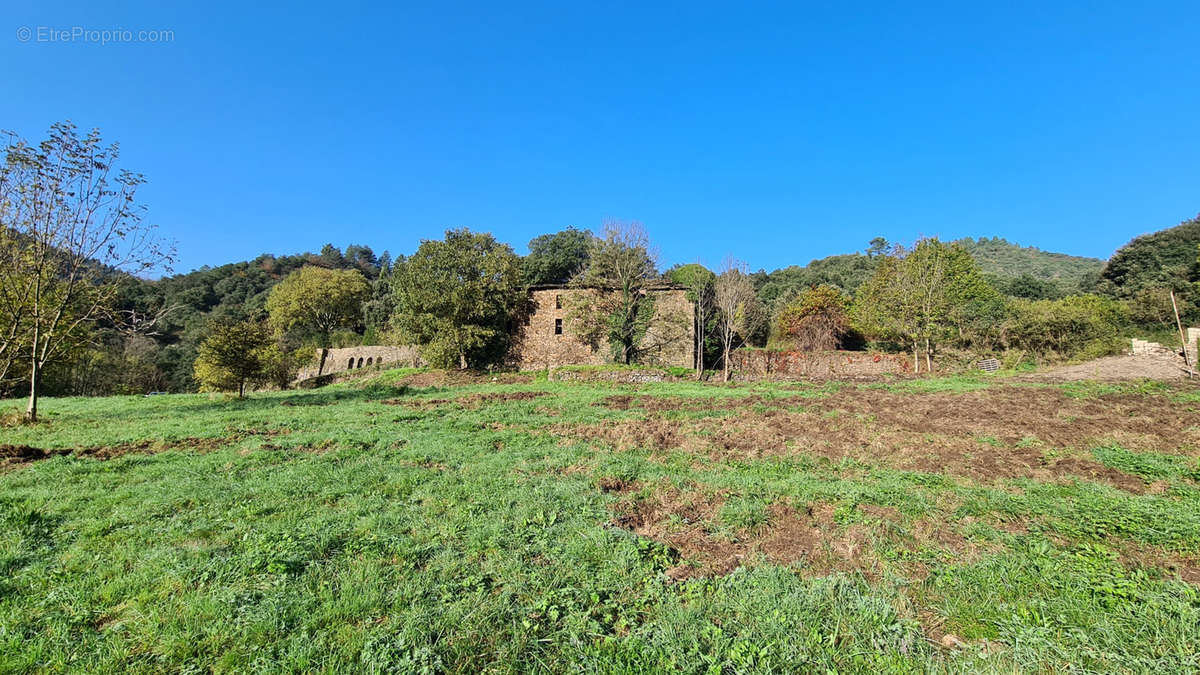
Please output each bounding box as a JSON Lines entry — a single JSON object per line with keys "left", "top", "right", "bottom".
{"left": 348, "top": 358, "right": 355, "bottom": 369}
{"left": 366, "top": 357, "right": 373, "bottom": 366}
{"left": 357, "top": 357, "right": 364, "bottom": 368}
{"left": 554, "top": 318, "right": 563, "bottom": 335}
{"left": 555, "top": 294, "right": 562, "bottom": 309}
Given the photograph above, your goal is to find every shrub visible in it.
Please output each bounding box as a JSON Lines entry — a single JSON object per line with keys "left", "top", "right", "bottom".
{"left": 1002, "top": 295, "right": 1130, "bottom": 358}
{"left": 770, "top": 285, "right": 853, "bottom": 351}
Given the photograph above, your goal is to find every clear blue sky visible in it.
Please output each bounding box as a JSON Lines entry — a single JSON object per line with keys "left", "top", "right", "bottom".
{"left": 4, "top": 1, "right": 1199, "bottom": 275}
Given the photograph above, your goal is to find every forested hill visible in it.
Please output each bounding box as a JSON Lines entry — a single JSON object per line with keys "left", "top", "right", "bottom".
{"left": 754, "top": 237, "right": 1104, "bottom": 307}
{"left": 951, "top": 237, "right": 1104, "bottom": 281}
{"left": 117, "top": 245, "right": 389, "bottom": 392}
{"left": 1099, "top": 214, "right": 1200, "bottom": 297}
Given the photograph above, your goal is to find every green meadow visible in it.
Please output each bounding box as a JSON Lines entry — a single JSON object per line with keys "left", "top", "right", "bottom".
{"left": 2, "top": 369, "right": 1199, "bottom": 673}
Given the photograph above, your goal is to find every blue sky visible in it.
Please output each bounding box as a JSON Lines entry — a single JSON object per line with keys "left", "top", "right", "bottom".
{"left": 4, "top": 1, "right": 1199, "bottom": 275}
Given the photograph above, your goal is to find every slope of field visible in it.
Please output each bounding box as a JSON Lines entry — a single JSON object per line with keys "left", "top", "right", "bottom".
{"left": 3, "top": 370, "right": 1200, "bottom": 672}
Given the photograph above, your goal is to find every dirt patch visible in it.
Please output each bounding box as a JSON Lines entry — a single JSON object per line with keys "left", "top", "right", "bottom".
{"left": 384, "top": 391, "right": 549, "bottom": 409}
{"left": 459, "top": 391, "right": 548, "bottom": 406}
{"left": 259, "top": 439, "right": 339, "bottom": 454}
{"left": 2, "top": 439, "right": 160, "bottom": 467}
{"left": 596, "top": 475, "right": 632, "bottom": 492}
{"left": 594, "top": 393, "right": 798, "bottom": 413}
{"left": 608, "top": 483, "right": 979, "bottom": 581}
{"left": 1115, "top": 543, "right": 1200, "bottom": 587}
{"left": 1028, "top": 353, "right": 1189, "bottom": 382}
{"left": 382, "top": 398, "right": 452, "bottom": 408}
{"left": 810, "top": 386, "right": 1200, "bottom": 456}
{"left": 554, "top": 385, "right": 1191, "bottom": 493}
{"left": 393, "top": 370, "right": 533, "bottom": 388}
{"left": 0, "top": 444, "right": 69, "bottom": 464}
{"left": 2, "top": 429, "right": 292, "bottom": 469}
{"left": 1048, "top": 457, "right": 1149, "bottom": 494}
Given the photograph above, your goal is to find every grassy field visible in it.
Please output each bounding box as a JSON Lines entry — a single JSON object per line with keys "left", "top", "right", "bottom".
{"left": 2, "top": 368, "right": 1200, "bottom": 673}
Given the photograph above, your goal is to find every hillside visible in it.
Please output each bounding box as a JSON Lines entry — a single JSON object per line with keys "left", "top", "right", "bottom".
{"left": 1099, "top": 214, "right": 1200, "bottom": 298}
{"left": 122, "top": 246, "right": 388, "bottom": 392}
{"left": 754, "top": 238, "right": 1103, "bottom": 306}
{"left": 952, "top": 237, "right": 1104, "bottom": 282}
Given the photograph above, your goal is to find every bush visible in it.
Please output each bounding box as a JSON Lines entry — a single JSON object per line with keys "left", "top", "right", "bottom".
{"left": 1002, "top": 295, "right": 1130, "bottom": 358}
{"left": 769, "top": 286, "right": 855, "bottom": 351}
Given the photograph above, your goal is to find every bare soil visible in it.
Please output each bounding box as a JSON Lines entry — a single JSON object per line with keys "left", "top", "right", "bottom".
{"left": 1, "top": 428, "right": 291, "bottom": 469}
{"left": 1029, "top": 353, "right": 1189, "bottom": 382}
{"left": 393, "top": 370, "right": 534, "bottom": 387}
{"left": 607, "top": 481, "right": 983, "bottom": 581}
{"left": 564, "top": 385, "right": 1200, "bottom": 493}
{"left": 384, "top": 391, "right": 548, "bottom": 408}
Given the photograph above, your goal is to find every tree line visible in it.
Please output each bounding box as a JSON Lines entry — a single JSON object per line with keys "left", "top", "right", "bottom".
{"left": 3, "top": 123, "right": 1198, "bottom": 413}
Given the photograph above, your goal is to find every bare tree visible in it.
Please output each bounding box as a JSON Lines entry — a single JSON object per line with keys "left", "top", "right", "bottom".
{"left": 0, "top": 123, "right": 174, "bottom": 420}
{"left": 714, "top": 258, "right": 759, "bottom": 382}
{"left": 569, "top": 220, "right": 659, "bottom": 364}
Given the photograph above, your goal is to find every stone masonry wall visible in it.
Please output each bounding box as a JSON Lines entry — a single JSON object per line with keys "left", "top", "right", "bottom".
{"left": 1132, "top": 328, "right": 1200, "bottom": 366}
{"left": 512, "top": 287, "right": 694, "bottom": 371}
{"left": 296, "top": 345, "right": 423, "bottom": 380}
{"left": 731, "top": 349, "right": 912, "bottom": 378}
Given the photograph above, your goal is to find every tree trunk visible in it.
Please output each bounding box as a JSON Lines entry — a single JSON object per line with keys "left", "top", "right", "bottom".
{"left": 238, "top": 379, "right": 245, "bottom": 398}
{"left": 26, "top": 358, "right": 39, "bottom": 422}
{"left": 925, "top": 338, "right": 932, "bottom": 373}
{"left": 913, "top": 341, "right": 920, "bottom": 374}
{"left": 722, "top": 336, "right": 732, "bottom": 382}
{"left": 26, "top": 320, "right": 40, "bottom": 421}
{"left": 459, "top": 351, "right": 467, "bottom": 370}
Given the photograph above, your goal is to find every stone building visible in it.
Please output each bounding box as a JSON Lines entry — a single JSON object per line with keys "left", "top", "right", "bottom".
{"left": 296, "top": 345, "right": 423, "bottom": 380}
{"left": 510, "top": 284, "right": 695, "bottom": 371}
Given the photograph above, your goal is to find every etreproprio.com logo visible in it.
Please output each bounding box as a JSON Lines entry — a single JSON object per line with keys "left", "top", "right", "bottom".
{"left": 16, "top": 26, "right": 174, "bottom": 44}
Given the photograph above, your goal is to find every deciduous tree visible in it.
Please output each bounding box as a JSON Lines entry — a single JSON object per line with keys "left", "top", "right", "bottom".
{"left": 0, "top": 123, "right": 174, "bottom": 420}
{"left": 714, "top": 259, "right": 761, "bottom": 381}
{"left": 568, "top": 221, "right": 659, "bottom": 364}
{"left": 193, "top": 319, "right": 271, "bottom": 397}
{"left": 770, "top": 285, "right": 851, "bottom": 351}
{"left": 266, "top": 266, "right": 370, "bottom": 347}
{"left": 666, "top": 262, "right": 716, "bottom": 376}
{"left": 391, "top": 228, "right": 523, "bottom": 369}
{"left": 852, "top": 239, "right": 997, "bottom": 372}
{"left": 523, "top": 227, "right": 594, "bottom": 286}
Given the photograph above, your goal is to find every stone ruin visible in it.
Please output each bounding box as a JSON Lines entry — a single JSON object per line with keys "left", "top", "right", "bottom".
{"left": 509, "top": 285, "right": 695, "bottom": 371}
{"left": 295, "top": 345, "right": 423, "bottom": 381}
{"left": 1131, "top": 327, "right": 1199, "bottom": 367}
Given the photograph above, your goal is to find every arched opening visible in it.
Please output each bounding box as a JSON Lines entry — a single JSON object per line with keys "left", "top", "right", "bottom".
{"left": 366, "top": 357, "right": 373, "bottom": 366}
{"left": 357, "top": 357, "right": 364, "bottom": 368}
{"left": 348, "top": 358, "right": 355, "bottom": 369}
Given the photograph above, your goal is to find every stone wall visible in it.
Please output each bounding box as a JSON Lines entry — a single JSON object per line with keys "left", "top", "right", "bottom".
{"left": 296, "top": 345, "right": 423, "bottom": 380}
{"left": 730, "top": 349, "right": 912, "bottom": 378}
{"left": 511, "top": 287, "right": 694, "bottom": 371}
{"left": 1130, "top": 338, "right": 1177, "bottom": 358}
{"left": 1132, "top": 329, "right": 1200, "bottom": 365}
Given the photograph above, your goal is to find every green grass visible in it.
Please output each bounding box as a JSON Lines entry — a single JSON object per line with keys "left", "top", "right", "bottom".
{"left": 2, "top": 371, "right": 1199, "bottom": 672}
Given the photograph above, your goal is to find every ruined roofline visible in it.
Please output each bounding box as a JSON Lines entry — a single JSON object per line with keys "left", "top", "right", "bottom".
{"left": 527, "top": 281, "right": 686, "bottom": 292}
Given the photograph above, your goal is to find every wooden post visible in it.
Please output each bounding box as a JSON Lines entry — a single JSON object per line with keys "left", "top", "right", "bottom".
{"left": 1171, "top": 290, "right": 1189, "bottom": 368}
